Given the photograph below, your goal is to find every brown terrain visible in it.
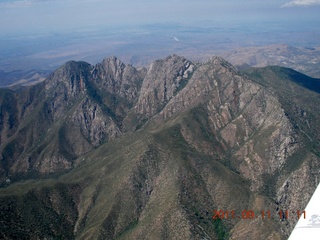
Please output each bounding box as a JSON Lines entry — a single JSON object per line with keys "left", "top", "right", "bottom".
{"left": 0, "top": 55, "right": 319, "bottom": 239}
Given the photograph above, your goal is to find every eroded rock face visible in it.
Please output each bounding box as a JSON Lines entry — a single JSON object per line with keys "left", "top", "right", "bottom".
{"left": 70, "top": 97, "right": 121, "bottom": 149}
{"left": 92, "top": 56, "right": 144, "bottom": 101}
{"left": 44, "top": 61, "right": 90, "bottom": 120}
{"left": 136, "top": 56, "right": 298, "bottom": 190}
{"left": 0, "top": 55, "right": 303, "bottom": 189}
{"left": 0, "top": 57, "right": 143, "bottom": 181}
{"left": 0, "top": 55, "right": 318, "bottom": 239}
{"left": 136, "top": 55, "right": 195, "bottom": 117}
{"left": 275, "top": 153, "right": 320, "bottom": 235}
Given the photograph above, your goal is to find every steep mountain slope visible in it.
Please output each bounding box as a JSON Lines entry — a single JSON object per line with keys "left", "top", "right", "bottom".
{"left": 243, "top": 66, "right": 320, "bottom": 157}
{"left": 0, "top": 56, "right": 319, "bottom": 239}
{"left": 242, "top": 66, "right": 320, "bottom": 234}
{"left": 0, "top": 58, "right": 146, "bottom": 183}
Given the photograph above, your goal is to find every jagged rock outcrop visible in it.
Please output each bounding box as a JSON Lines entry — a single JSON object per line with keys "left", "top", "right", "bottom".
{"left": 92, "top": 56, "right": 145, "bottom": 101}
{"left": 0, "top": 55, "right": 319, "bottom": 239}
{"left": 45, "top": 61, "right": 90, "bottom": 120}
{"left": 0, "top": 57, "right": 145, "bottom": 180}
{"left": 70, "top": 97, "right": 121, "bottom": 149}
{"left": 136, "top": 56, "right": 298, "bottom": 190}
{"left": 136, "top": 55, "right": 194, "bottom": 117}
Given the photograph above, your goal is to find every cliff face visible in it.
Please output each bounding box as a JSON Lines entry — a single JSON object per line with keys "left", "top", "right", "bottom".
{"left": 136, "top": 55, "right": 194, "bottom": 117}
{"left": 0, "top": 57, "right": 145, "bottom": 178}
{"left": 0, "top": 55, "right": 319, "bottom": 239}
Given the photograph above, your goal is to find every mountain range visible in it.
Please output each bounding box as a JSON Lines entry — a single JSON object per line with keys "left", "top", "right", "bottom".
{"left": 0, "top": 55, "right": 319, "bottom": 239}
{"left": 223, "top": 44, "right": 320, "bottom": 78}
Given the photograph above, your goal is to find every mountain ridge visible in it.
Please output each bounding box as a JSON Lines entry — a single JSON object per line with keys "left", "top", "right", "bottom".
{"left": 0, "top": 55, "right": 319, "bottom": 239}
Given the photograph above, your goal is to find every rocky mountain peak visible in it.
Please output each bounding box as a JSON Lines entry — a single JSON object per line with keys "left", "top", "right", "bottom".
{"left": 49, "top": 60, "right": 92, "bottom": 82}
{"left": 1, "top": 55, "right": 320, "bottom": 239}
{"left": 44, "top": 60, "right": 90, "bottom": 97}
{"left": 204, "top": 56, "right": 239, "bottom": 73}
{"left": 101, "top": 56, "right": 125, "bottom": 78}
{"left": 136, "top": 54, "right": 195, "bottom": 117}
{"left": 90, "top": 56, "right": 144, "bottom": 101}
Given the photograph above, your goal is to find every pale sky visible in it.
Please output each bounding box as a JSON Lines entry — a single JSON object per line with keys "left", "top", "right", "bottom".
{"left": 0, "top": 0, "right": 320, "bottom": 36}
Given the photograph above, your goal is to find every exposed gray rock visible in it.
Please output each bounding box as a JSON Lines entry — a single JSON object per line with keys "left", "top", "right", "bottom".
{"left": 0, "top": 55, "right": 318, "bottom": 239}
{"left": 92, "top": 56, "right": 145, "bottom": 101}
{"left": 71, "top": 97, "right": 121, "bottom": 149}
{"left": 136, "top": 55, "right": 194, "bottom": 117}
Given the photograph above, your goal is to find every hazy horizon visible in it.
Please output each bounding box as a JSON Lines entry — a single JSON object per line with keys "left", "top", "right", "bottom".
{"left": 0, "top": 0, "right": 320, "bottom": 75}
{"left": 1, "top": 0, "right": 320, "bottom": 36}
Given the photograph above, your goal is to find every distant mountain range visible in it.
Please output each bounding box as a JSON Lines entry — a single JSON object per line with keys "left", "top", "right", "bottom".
{"left": 222, "top": 44, "right": 320, "bottom": 78}
{"left": 0, "top": 69, "right": 49, "bottom": 88}
{"left": 1, "top": 44, "right": 319, "bottom": 88}
{"left": 0, "top": 55, "right": 319, "bottom": 239}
